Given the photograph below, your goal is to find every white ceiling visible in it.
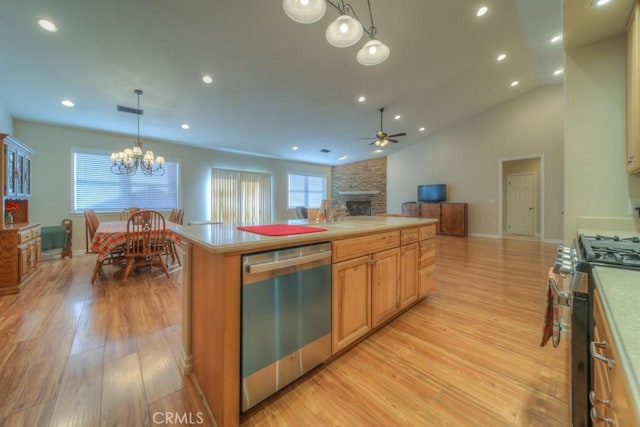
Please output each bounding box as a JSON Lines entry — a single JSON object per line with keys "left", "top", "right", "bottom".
{"left": 0, "top": 0, "right": 627, "bottom": 166}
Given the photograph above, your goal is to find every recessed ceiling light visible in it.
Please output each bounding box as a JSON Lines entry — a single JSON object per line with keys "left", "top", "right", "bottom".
{"left": 292, "top": 146, "right": 299, "bottom": 151}
{"left": 419, "top": 127, "right": 425, "bottom": 132}
{"left": 61, "top": 99, "right": 74, "bottom": 107}
{"left": 550, "top": 34, "right": 563, "bottom": 43}
{"left": 38, "top": 19, "right": 57, "bottom": 32}
{"left": 358, "top": 96, "right": 366, "bottom": 103}
{"left": 476, "top": 6, "right": 488, "bottom": 17}
{"left": 592, "top": 0, "right": 612, "bottom": 7}
{"left": 338, "top": 155, "right": 347, "bottom": 160}
{"left": 394, "top": 115, "right": 401, "bottom": 120}
{"left": 374, "top": 149, "right": 383, "bottom": 153}
{"left": 181, "top": 123, "right": 190, "bottom": 130}
{"left": 202, "top": 75, "right": 213, "bottom": 84}
{"left": 553, "top": 68, "right": 564, "bottom": 76}
{"left": 510, "top": 80, "right": 520, "bottom": 87}
{"left": 497, "top": 53, "right": 507, "bottom": 61}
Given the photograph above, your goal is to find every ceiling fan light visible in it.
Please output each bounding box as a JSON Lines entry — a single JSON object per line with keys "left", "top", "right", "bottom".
{"left": 326, "top": 15, "right": 363, "bottom": 47}
{"left": 357, "top": 39, "right": 390, "bottom": 66}
{"left": 283, "top": 0, "right": 326, "bottom": 24}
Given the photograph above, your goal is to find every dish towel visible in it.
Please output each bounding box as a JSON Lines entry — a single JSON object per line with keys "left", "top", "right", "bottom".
{"left": 540, "top": 268, "right": 561, "bottom": 347}
{"left": 237, "top": 224, "right": 327, "bottom": 236}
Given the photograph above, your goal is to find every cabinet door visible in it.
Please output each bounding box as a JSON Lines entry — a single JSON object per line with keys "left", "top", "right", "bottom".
{"left": 400, "top": 243, "right": 419, "bottom": 308}
{"left": 332, "top": 255, "right": 371, "bottom": 354}
{"left": 24, "top": 156, "right": 31, "bottom": 197}
{"left": 402, "top": 202, "right": 420, "bottom": 217}
{"left": 371, "top": 247, "right": 400, "bottom": 327}
{"left": 5, "top": 145, "right": 16, "bottom": 196}
{"left": 441, "top": 203, "right": 468, "bottom": 236}
{"left": 627, "top": 4, "right": 640, "bottom": 173}
{"left": 420, "top": 203, "right": 441, "bottom": 234}
{"left": 418, "top": 264, "right": 436, "bottom": 297}
{"left": 16, "top": 153, "right": 24, "bottom": 195}
{"left": 18, "top": 244, "right": 29, "bottom": 282}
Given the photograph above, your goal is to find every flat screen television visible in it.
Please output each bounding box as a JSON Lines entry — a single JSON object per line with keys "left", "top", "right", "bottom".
{"left": 418, "top": 184, "right": 446, "bottom": 202}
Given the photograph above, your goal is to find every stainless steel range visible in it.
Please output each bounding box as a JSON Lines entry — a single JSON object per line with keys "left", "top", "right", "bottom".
{"left": 546, "top": 234, "right": 640, "bottom": 426}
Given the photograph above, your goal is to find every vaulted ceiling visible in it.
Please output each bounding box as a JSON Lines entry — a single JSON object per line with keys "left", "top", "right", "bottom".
{"left": 0, "top": 0, "right": 627, "bottom": 165}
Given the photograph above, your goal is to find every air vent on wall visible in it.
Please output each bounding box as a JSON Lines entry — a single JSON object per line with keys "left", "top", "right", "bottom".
{"left": 116, "top": 104, "right": 143, "bottom": 115}
{"left": 320, "top": 148, "right": 331, "bottom": 153}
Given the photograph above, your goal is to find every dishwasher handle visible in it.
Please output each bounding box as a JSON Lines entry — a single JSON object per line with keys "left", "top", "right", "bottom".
{"left": 245, "top": 250, "right": 331, "bottom": 274}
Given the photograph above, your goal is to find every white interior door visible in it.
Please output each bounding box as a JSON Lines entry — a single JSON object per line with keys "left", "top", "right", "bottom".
{"left": 507, "top": 173, "right": 535, "bottom": 235}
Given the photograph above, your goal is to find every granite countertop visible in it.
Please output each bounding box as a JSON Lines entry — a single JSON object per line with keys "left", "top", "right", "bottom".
{"left": 173, "top": 216, "right": 437, "bottom": 254}
{"left": 593, "top": 266, "right": 640, "bottom": 422}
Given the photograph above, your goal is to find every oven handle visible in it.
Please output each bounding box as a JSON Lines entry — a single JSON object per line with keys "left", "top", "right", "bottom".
{"left": 590, "top": 407, "right": 615, "bottom": 425}
{"left": 591, "top": 340, "right": 615, "bottom": 369}
{"left": 549, "top": 277, "right": 571, "bottom": 307}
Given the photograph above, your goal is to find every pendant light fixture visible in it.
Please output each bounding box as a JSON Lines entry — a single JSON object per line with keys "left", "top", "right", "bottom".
{"left": 283, "top": 0, "right": 390, "bottom": 66}
{"left": 111, "top": 89, "right": 165, "bottom": 176}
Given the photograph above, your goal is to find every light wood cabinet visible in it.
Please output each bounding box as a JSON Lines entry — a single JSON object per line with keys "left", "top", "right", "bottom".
{"left": 627, "top": 2, "right": 640, "bottom": 174}
{"left": 332, "top": 255, "right": 371, "bottom": 353}
{"left": 331, "top": 224, "right": 437, "bottom": 353}
{"left": 592, "top": 290, "right": 637, "bottom": 426}
{"left": 371, "top": 247, "right": 401, "bottom": 327}
{"left": 3, "top": 134, "right": 33, "bottom": 200}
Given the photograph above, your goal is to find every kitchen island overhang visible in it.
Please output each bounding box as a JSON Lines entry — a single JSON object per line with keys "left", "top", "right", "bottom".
{"left": 173, "top": 216, "right": 438, "bottom": 427}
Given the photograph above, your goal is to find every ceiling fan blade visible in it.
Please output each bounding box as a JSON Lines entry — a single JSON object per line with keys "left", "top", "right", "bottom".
{"left": 388, "top": 138, "right": 399, "bottom": 143}
{"left": 358, "top": 137, "right": 374, "bottom": 140}
{"left": 387, "top": 132, "right": 407, "bottom": 138}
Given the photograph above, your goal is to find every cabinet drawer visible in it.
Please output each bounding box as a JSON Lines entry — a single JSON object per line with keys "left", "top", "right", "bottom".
{"left": 31, "top": 226, "right": 41, "bottom": 238}
{"left": 332, "top": 231, "right": 400, "bottom": 263}
{"left": 419, "top": 240, "right": 436, "bottom": 268}
{"left": 18, "top": 229, "right": 32, "bottom": 243}
{"left": 419, "top": 224, "right": 436, "bottom": 240}
{"left": 401, "top": 228, "right": 420, "bottom": 245}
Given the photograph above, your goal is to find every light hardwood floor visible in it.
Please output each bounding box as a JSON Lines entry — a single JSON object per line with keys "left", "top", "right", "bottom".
{"left": 0, "top": 236, "right": 569, "bottom": 426}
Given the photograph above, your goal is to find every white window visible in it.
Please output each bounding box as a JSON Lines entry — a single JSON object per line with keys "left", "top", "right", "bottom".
{"left": 211, "top": 168, "right": 272, "bottom": 224}
{"left": 288, "top": 173, "right": 326, "bottom": 208}
{"left": 73, "top": 150, "right": 179, "bottom": 212}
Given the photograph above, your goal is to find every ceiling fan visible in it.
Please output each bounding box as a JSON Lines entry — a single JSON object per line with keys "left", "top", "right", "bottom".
{"left": 359, "top": 107, "right": 407, "bottom": 147}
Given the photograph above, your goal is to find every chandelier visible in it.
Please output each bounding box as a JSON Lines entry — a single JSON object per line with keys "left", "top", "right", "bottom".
{"left": 111, "top": 89, "right": 165, "bottom": 176}
{"left": 282, "top": 0, "right": 390, "bottom": 66}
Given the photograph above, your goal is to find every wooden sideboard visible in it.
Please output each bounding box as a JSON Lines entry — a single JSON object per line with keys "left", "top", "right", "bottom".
{"left": 402, "top": 202, "right": 468, "bottom": 236}
{"left": 1, "top": 134, "right": 40, "bottom": 295}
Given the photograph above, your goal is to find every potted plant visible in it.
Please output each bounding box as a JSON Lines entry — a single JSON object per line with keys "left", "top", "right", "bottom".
{"left": 4, "top": 201, "right": 19, "bottom": 225}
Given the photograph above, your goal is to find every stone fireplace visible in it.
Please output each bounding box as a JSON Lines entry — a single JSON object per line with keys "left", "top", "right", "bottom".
{"left": 346, "top": 201, "right": 372, "bottom": 216}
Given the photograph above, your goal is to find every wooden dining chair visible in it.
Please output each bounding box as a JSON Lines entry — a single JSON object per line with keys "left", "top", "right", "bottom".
{"left": 165, "top": 208, "right": 184, "bottom": 266}
{"left": 84, "top": 209, "right": 99, "bottom": 253}
{"left": 123, "top": 210, "right": 170, "bottom": 280}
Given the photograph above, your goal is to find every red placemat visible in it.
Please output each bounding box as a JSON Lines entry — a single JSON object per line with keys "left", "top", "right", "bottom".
{"left": 237, "top": 224, "right": 327, "bottom": 236}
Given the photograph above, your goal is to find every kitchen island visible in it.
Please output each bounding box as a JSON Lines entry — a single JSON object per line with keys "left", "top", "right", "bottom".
{"left": 174, "top": 216, "right": 437, "bottom": 427}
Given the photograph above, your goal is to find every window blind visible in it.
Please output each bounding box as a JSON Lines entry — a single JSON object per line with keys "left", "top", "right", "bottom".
{"left": 73, "top": 151, "right": 179, "bottom": 212}
{"left": 211, "top": 169, "right": 272, "bottom": 224}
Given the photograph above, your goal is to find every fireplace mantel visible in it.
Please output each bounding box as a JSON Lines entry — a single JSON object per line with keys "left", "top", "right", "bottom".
{"left": 338, "top": 191, "right": 380, "bottom": 195}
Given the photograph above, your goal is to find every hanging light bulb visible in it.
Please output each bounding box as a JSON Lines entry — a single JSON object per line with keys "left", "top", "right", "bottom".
{"left": 282, "top": 0, "right": 326, "bottom": 24}
{"left": 356, "top": 39, "right": 390, "bottom": 66}
{"left": 325, "top": 14, "right": 363, "bottom": 47}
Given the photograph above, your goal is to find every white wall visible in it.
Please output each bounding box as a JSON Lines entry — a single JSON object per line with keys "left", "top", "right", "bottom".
{"left": 14, "top": 119, "right": 331, "bottom": 251}
{"left": 0, "top": 99, "right": 12, "bottom": 134}
{"left": 387, "top": 85, "right": 564, "bottom": 241}
{"left": 564, "top": 34, "right": 640, "bottom": 243}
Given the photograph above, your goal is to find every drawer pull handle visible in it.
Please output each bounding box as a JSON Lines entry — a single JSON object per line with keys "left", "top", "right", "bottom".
{"left": 589, "top": 390, "right": 610, "bottom": 406}
{"left": 590, "top": 407, "right": 615, "bottom": 425}
{"left": 591, "top": 341, "right": 615, "bottom": 369}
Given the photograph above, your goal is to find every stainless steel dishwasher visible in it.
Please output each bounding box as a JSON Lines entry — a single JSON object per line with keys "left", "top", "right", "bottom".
{"left": 241, "top": 242, "right": 332, "bottom": 412}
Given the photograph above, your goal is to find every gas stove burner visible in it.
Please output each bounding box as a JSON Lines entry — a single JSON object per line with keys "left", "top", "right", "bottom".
{"left": 593, "top": 234, "right": 640, "bottom": 243}
{"left": 580, "top": 233, "right": 640, "bottom": 270}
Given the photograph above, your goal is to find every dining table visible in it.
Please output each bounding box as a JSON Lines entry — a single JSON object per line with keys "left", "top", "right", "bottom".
{"left": 90, "top": 220, "right": 182, "bottom": 281}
